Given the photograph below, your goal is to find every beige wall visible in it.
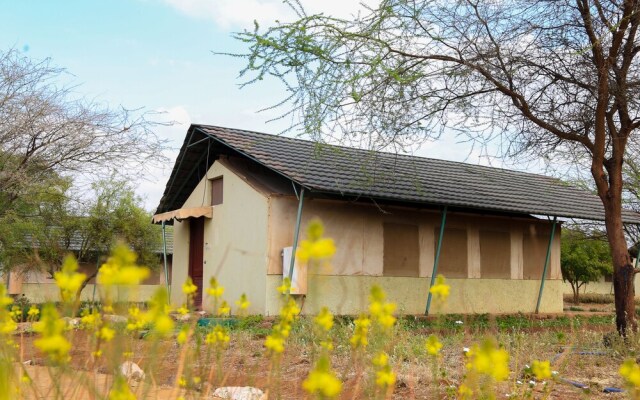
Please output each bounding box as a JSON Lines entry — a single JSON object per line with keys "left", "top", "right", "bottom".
{"left": 266, "top": 275, "right": 563, "bottom": 315}
{"left": 20, "top": 283, "right": 164, "bottom": 303}
{"left": 268, "top": 197, "right": 561, "bottom": 279}
{"left": 265, "top": 197, "right": 562, "bottom": 315}
{"left": 171, "top": 159, "right": 270, "bottom": 314}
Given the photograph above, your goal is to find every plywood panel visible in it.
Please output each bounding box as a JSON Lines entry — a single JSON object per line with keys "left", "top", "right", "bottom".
{"left": 480, "top": 230, "right": 511, "bottom": 278}
{"left": 523, "top": 224, "right": 552, "bottom": 280}
{"left": 383, "top": 223, "right": 420, "bottom": 277}
{"left": 436, "top": 227, "right": 468, "bottom": 278}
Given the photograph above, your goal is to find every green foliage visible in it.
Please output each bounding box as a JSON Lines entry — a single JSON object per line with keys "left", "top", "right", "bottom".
{"left": 561, "top": 229, "right": 612, "bottom": 303}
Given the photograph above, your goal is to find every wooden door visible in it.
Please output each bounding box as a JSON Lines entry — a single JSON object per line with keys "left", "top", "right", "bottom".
{"left": 188, "top": 217, "right": 205, "bottom": 308}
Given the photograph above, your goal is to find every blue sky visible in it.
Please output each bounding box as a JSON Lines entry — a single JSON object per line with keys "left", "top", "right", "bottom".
{"left": 0, "top": 0, "right": 505, "bottom": 211}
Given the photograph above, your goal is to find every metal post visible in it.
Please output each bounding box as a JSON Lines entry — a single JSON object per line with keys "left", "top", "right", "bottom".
{"left": 288, "top": 188, "right": 305, "bottom": 288}
{"left": 91, "top": 254, "right": 100, "bottom": 308}
{"left": 535, "top": 216, "right": 558, "bottom": 314}
{"left": 425, "top": 206, "right": 448, "bottom": 315}
{"left": 162, "top": 221, "right": 170, "bottom": 296}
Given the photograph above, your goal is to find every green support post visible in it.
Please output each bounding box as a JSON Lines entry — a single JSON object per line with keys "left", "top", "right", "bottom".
{"left": 287, "top": 188, "right": 305, "bottom": 289}
{"left": 535, "top": 216, "right": 558, "bottom": 314}
{"left": 162, "top": 221, "right": 170, "bottom": 296}
{"left": 425, "top": 206, "right": 448, "bottom": 315}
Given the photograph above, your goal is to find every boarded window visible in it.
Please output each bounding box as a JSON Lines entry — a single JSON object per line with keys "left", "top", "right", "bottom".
{"left": 480, "top": 230, "right": 511, "bottom": 278}
{"left": 436, "top": 227, "right": 468, "bottom": 278}
{"left": 210, "top": 177, "right": 223, "bottom": 205}
{"left": 383, "top": 223, "right": 419, "bottom": 277}
{"left": 523, "top": 230, "right": 551, "bottom": 279}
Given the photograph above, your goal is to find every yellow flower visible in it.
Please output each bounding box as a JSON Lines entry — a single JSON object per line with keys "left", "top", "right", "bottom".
{"left": 620, "top": 359, "right": 640, "bottom": 387}
{"left": 295, "top": 219, "right": 336, "bottom": 263}
{"left": 466, "top": 339, "right": 510, "bottom": 381}
{"left": 80, "top": 309, "right": 101, "bottom": 329}
{"left": 277, "top": 278, "right": 291, "bottom": 294}
{"left": 27, "top": 306, "right": 40, "bottom": 318}
{"left": 375, "top": 367, "right": 396, "bottom": 387}
{"left": 92, "top": 350, "right": 103, "bottom": 358}
{"left": 429, "top": 274, "right": 450, "bottom": 302}
{"left": 144, "top": 288, "right": 174, "bottom": 337}
{"left": 302, "top": 355, "right": 342, "bottom": 398}
{"left": 235, "top": 293, "right": 250, "bottom": 310}
{"left": 217, "top": 300, "right": 231, "bottom": 316}
{"left": 33, "top": 304, "right": 71, "bottom": 363}
{"left": 54, "top": 255, "right": 86, "bottom": 303}
{"left": 206, "top": 277, "right": 225, "bottom": 298}
{"left": 368, "top": 286, "right": 396, "bottom": 329}
{"left": 182, "top": 277, "right": 198, "bottom": 295}
{"left": 205, "top": 325, "right": 230, "bottom": 349}
{"left": 177, "top": 325, "right": 190, "bottom": 345}
{"left": 108, "top": 376, "right": 136, "bottom": 400}
{"left": 315, "top": 307, "right": 334, "bottom": 331}
{"left": 372, "top": 352, "right": 389, "bottom": 367}
{"left": 532, "top": 360, "right": 552, "bottom": 380}
{"left": 296, "top": 238, "right": 336, "bottom": 262}
{"left": 178, "top": 376, "right": 187, "bottom": 387}
{"left": 425, "top": 335, "right": 443, "bottom": 356}
{"left": 177, "top": 305, "right": 189, "bottom": 315}
{"left": 97, "top": 244, "right": 150, "bottom": 287}
{"left": 458, "top": 383, "right": 473, "bottom": 399}
{"left": 265, "top": 334, "right": 285, "bottom": 354}
{"left": 350, "top": 314, "right": 371, "bottom": 349}
{"left": 98, "top": 326, "right": 116, "bottom": 342}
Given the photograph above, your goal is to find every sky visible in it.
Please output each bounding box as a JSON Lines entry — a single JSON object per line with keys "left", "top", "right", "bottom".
{"left": 0, "top": 0, "right": 509, "bottom": 211}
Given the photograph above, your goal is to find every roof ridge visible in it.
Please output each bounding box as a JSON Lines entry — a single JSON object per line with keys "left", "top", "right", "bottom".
{"left": 194, "top": 123, "right": 559, "bottom": 181}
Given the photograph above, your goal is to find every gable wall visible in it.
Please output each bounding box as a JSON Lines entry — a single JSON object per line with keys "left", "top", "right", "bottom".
{"left": 266, "top": 196, "right": 562, "bottom": 315}
{"left": 170, "top": 159, "right": 269, "bottom": 314}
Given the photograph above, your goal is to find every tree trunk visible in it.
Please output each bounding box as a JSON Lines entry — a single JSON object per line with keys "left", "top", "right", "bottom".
{"left": 75, "top": 269, "right": 99, "bottom": 303}
{"left": 600, "top": 194, "right": 636, "bottom": 334}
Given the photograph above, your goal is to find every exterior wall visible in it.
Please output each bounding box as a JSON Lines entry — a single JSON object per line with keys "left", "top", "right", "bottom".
{"left": 266, "top": 275, "right": 563, "bottom": 315}
{"left": 170, "top": 159, "right": 270, "bottom": 314}
{"left": 562, "top": 262, "right": 640, "bottom": 298}
{"left": 266, "top": 196, "right": 563, "bottom": 315}
{"left": 7, "top": 261, "right": 172, "bottom": 303}
{"left": 20, "top": 283, "right": 162, "bottom": 303}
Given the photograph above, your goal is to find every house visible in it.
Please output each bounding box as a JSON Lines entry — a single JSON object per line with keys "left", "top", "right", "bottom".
{"left": 3, "top": 229, "right": 174, "bottom": 303}
{"left": 153, "top": 125, "right": 640, "bottom": 315}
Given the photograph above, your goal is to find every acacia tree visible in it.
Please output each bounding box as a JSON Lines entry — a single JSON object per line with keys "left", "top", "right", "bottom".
{"left": 561, "top": 229, "right": 613, "bottom": 303}
{"left": 0, "top": 48, "right": 167, "bottom": 215}
{"left": 234, "top": 0, "right": 640, "bottom": 332}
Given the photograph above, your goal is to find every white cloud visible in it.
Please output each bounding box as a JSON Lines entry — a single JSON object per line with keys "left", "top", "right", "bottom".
{"left": 161, "top": 0, "right": 378, "bottom": 30}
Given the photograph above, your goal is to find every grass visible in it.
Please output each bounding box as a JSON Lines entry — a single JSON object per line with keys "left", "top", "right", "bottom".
{"left": 2, "top": 235, "right": 638, "bottom": 399}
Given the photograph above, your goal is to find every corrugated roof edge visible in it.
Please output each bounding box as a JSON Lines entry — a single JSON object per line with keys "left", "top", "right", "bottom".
{"left": 155, "top": 124, "right": 640, "bottom": 225}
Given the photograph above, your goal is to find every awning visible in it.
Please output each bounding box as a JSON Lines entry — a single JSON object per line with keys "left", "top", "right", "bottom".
{"left": 152, "top": 206, "right": 213, "bottom": 223}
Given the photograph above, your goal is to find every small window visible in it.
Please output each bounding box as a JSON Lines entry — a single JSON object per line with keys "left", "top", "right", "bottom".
{"left": 383, "top": 223, "right": 419, "bottom": 277}
{"left": 210, "top": 177, "right": 223, "bottom": 205}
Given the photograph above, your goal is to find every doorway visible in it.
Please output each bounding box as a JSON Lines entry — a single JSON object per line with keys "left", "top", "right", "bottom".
{"left": 188, "top": 217, "right": 205, "bottom": 308}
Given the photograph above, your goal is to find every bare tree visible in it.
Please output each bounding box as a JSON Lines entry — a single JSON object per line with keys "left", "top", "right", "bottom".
{"left": 233, "top": 0, "right": 640, "bottom": 332}
{"left": 0, "top": 48, "right": 168, "bottom": 214}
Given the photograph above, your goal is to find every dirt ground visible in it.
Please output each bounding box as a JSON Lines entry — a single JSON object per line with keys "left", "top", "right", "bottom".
{"left": 13, "top": 314, "right": 633, "bottom": 400}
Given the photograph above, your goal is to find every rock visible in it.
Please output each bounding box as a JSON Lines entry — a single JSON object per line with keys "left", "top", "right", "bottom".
{"left": 63, "top": 317, "right": 81, "bottom": 327}
{"left": 23, "top": 360, "right": 32, "bottom": 365}
{"left": 211, "top": 386, "right": 265, "bottom": 400}
{"left": 119, "top": 361, "right": 145, "bottom": 381}
{"left": 175, "top": 313, "right": 191, "bottom": 322}
{"left": 103, "top": 314, "right": 128, "bottom": 324}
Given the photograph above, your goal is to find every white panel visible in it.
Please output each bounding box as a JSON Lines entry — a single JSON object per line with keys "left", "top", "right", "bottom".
{"left": 282, "top": 247, "right": 307, "bottom": 295}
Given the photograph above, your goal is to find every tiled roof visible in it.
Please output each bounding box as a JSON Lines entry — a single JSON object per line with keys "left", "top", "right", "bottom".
{"left": 155, "top": 124, "right": 640, "bottom": 224}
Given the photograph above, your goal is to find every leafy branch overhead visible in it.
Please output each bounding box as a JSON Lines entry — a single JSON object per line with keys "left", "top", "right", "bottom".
{"left": 0, "top": 48, "right": 169, "bottom": 213}
{"left": 232, "top": 0, "right": 640, "bottom": 333}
